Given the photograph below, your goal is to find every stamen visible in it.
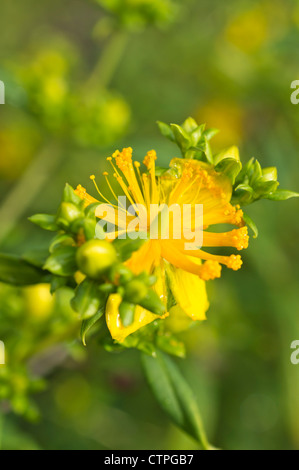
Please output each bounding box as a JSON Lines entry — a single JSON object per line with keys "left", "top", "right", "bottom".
{"left": 89, "top": 175, "right": 114, "bottom": 206}
{"left": 226, "top": 255, "right": 243, "bottom": 271}
{"left": 144, "top": 151, "right": 159, "bottom": 204}
{"left": 199, "top": 261, "right": 222, "bottom": 281}
{"left": 75, "top": 184, "right": 98, "bottom": 206}
{"left": 103, "top": 172, "right": 126, "bottom": 211}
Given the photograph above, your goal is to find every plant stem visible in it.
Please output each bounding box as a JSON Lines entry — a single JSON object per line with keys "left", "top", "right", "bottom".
{"left": 0, "top": 143, "right": 62, "bottom": 247}
{"left": 0, "top": 28, "right": 130, "bottom": 247}
{"left": 86, "top": 31, "right": 129, "bottom": 90}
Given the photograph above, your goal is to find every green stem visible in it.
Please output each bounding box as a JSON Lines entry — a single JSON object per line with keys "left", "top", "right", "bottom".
{"left": 0, "top": 29, "right": 130, "bottom": 247}
{"left": 0, "top": 143, "right": 62, "bottom": 247}
{"left": 85, "top": 31, "right": 129, "bottom": 90}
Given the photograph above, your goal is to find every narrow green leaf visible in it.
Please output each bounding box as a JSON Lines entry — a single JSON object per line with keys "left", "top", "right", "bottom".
{"left": 265, "top": 189, "right": 299, "bottom": 201}
{"left": 170, "top": 124, "right": 191, "bottom": 152}
{"left": 81, "top": 307, "right": 105, "bottom": 345}
{"left": 138, "top": 290, "right": 166, "bottom": 316}
{"left": 203, "top": 128, "right": 219, "bottom": 141}
{"left": 243, "top": 213, "right": 259, "bottom": 239}
{"left": 253, "top": 180, "right": 279, "bottom": 196}
{"left": 181, "top": 117, "right": 198, "bottom": 133}
{"left": 196, "top": 138, "right": 213, "bottom": 164}
{"left": 49, "top": 234, "right": 75, "bottom": 254}
{"left": 157, "top": 121, "right": 175, "bottom": 142}
{"left": 28, "top": 214, "right": 59, "bottom": 231}
{"left": 22, "top": 249, "right": 50, "bottom": 268}
{"left": 215, "top": 158, "right": 242, "bottom": 184}
{"left": 50, "top": 276, "right": 68, "bottom": 294}
{"left": 119, "top": 301, "right": 136, "bottom": 327}
{"left": 141, "top": 350, "right": 210, "bottom": 449}
{"left": 43, "top": 246, "right": 77, "bottom": 277}
{"left": 190, "top": 124, "right": 206, "bottom": 146}
{"left": 0, "top": 254, "right": 45, "bottom": 286}
{"left": 63, "top": 183, "right": 83, "bottom": 206}
{"left": 71, "top": 279, "right": 104, "bottom": 319}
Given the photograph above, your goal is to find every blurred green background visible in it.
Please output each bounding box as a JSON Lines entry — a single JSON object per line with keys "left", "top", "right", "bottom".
{"left": 0, "top": 0, "right": 299, "bottom": 450}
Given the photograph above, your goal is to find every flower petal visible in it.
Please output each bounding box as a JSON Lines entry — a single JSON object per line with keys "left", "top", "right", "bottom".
{"left": 165, "top": 262, "right": 209, "bottom": 321}
{"left": 106, "top": 294, "right": 166, "bottom": 343}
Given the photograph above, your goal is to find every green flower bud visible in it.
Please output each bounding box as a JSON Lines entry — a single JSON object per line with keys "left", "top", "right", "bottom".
{"left": 124, "top": 280, "right": 148, "bottom": 304}
{"left": 108, "top": 263, "right": 134, "bottom": 284}
{"left": 56, "top": 202, "right": 83, "bottom": 228}
{"left": 76, "top": 240, "right": 117, "bottom": 280}
{"left": 261, "top": 167, "right": 278, "bottom": 182}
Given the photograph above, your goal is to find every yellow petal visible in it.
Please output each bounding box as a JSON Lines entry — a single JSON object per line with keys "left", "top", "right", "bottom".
{"left": 106, "top": 294, "right": 164, "bottom": 343}
{"left": 165, "top": 262, "right": 209, "bottom": 321}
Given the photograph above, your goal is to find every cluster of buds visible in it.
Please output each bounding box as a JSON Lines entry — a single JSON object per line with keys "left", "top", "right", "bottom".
{"left": 26, "top": 184, "right": 165, "bottom": 345}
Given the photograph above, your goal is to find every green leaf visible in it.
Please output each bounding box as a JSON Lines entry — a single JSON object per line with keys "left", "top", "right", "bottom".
{"left": 157, "top": 121, "right": 175, "bottom": 142}
{"left": 253, "top": 180, "right": 279, "bottom": 196}
{"left": 138, "top": 289, "right": 166, "bottom": 316}
{"left": 49, "top": 234, "right": 75, "bottom": 254}
{"left": 203, "top": 128, "right": 219, "bottom": 141}
{"left": 81, "top": 307, "right": 105, "bottom": 345}
{"left": 28, "top": 214, "right": 59, "bottom": 231}
{"left": 22, "top": 249, "right": 49, "bottom": 268}
{"left": 119, "top": 301, "right": 136, "bottom": 327}
{"left": 71, "top": 279, "right": 104, "bottom": 319}
{"left": 113, "top": 237, "right": 148, "bottom": 262}
{"left": 196, "top": 138, "right": 213, "bottom": 164}
{"left": 215, "top": 158, "right": 242, "bottom": 184}
{"left": 190, "top": 124, "right": 206, "bottom": 146}
{"left": 141, "top": 350, "right": 211, "bottom": 449}
{"left": 214, "top": 146, "right": 240, "bottom": 165}
{"left": 63, "top": 183, "right": 83, "bottom": 206}
{"left": 265, "top": 189, "right": 299, "bottom": 201}
{"left": 0, "top": 254, "right": 45, "bottom": 286}
{"left": 50, "top": 276, "right": 68, "bottom": 294}
{"left": 262, "top": 167, "right": 278, "bottom": 182}
{"left": 170, "top": 124, "right": 191, "bottom": 152}
{"left": 248, "top": 159, "right": 262, "bottom": 183}
{"left": 181, "top": 117, "right": 198, "bottom": 134}
{"left": 243, "top": 213, "right": 259, "bottom": 239}
{"left": 43, "top": 246, "right": 77, "bottom": 277}
{"left": 83, "top": 218, "right": 97, "bottom": 240}
{"left": 232, "top": 184, "right": 254, "bottom": 205}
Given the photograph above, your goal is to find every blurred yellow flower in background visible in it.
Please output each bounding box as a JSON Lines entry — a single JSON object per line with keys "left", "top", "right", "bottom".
{"left": 225, "top": 7, "right": 269, "bottom": 53}
{"left": 196, "top": 101, "right": 244, "bottom": 150}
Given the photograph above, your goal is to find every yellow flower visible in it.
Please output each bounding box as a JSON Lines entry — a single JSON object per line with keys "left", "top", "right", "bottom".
{"left": 75, "top": 148, "right": 249, "bottom": 342}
